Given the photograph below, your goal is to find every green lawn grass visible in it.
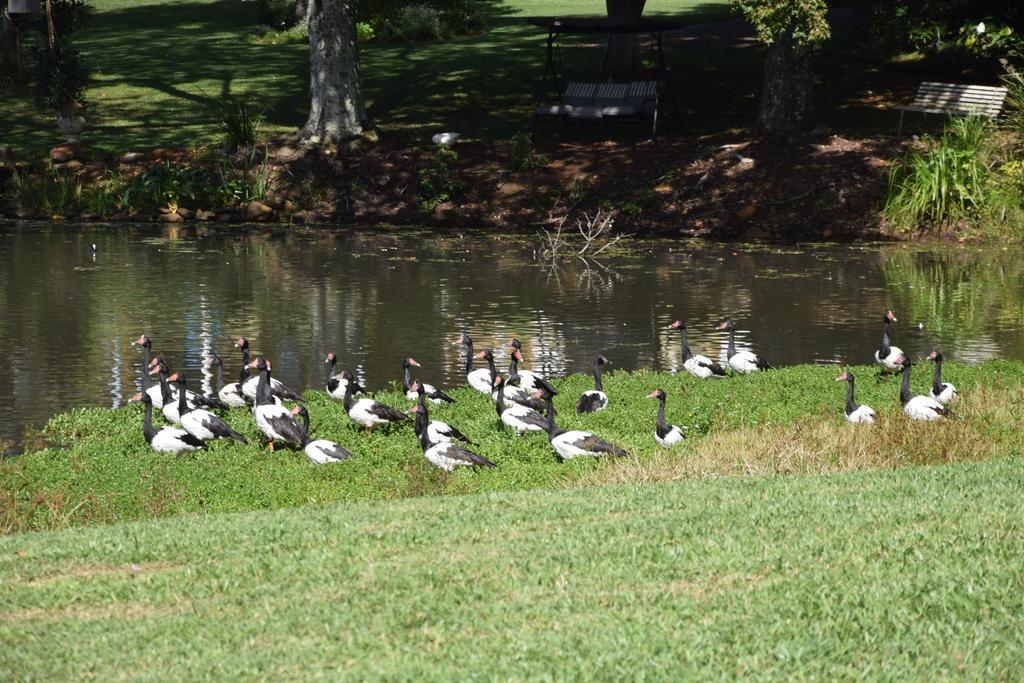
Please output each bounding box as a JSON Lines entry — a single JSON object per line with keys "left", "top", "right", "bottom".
{"left": 4, "top": 360, "right": 1022, "bottom": 533}
{"left": 2, "top": 0, "right": 733, "bottom": 157}
{"left": 2, "top": 455, "right": 1023, "bottom": 678}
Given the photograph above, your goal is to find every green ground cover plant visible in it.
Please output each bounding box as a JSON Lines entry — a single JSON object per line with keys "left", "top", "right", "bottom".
{"left": 2, "top": 455, "right": 1023, "bottom": 678}
{"left": 3, "top": 360, "right": 1021, "bottom": 533}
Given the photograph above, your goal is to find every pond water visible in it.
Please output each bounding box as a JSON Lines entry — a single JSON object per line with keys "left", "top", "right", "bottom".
{"left": 2, "top": 222, "right": 1023, "bottom": 448}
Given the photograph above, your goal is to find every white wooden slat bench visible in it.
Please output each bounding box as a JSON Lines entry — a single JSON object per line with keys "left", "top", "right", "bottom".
{"left": 896, "top": 81, "right": 1008, "bottom": 135}
{"left": 534, "top": 80, "right": 661, "bottom": 140}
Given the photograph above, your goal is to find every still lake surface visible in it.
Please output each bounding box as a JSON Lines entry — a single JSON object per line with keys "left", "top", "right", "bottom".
{"left": 2, "top": 222, "right": 1023, "bottom": 446}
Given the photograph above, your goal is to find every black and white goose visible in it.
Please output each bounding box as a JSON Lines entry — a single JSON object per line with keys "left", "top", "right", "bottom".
{"left": 456, "top": 334, "right": 493, "bottom": 394}
{"left": 576, "top": 355, "right": 610, "bottom": 413}
{"left": 171, "top": 372, "right": 248, "bottom": 443}
{"left": 324, "top": 352, "right": 359, "bottom": 401}
{"left": 927, "top": 351, "right": 958, "bottom": 405}
{"left": 290, "top": 405, "right": 354, "bottom": 464}
{"left": 411, "top": 401, "right": 495, "bottom": 472}
{"left": 411, "top": 380, "right": 474, "bottom": 445}
{"left": 206, "top": 353, "right": 248, "bottom": 409}
{"left": 646, "top": 389, "right": 685, "bottom": 446}
{"left": 248, "top": 358, "right": 307, "bottom": 449}
{"left": 132, "top": 392, "right": 204, "bottom": 455}
{"left": 896, "top": 355, "right": 948, "bottom": 421}
{"left": 403, "top": 357, "right": 454, "bottom": 404}
{"left": 718, "top": 319, "right": 771, "bottom": 374}
{"left": 534, "top": 379, "right": 627, "bottom": 459}
{"left": 493, "top": 374, "right": 550, "bottom": 434}
{"left": 340, "top": 369, "right": 409, "bottom": 431}
{"left": 835, "top": 370, "right": 876, "bottom": 424}
{"left": 507, "top": 339, "right": 544, "bottom": 391}
{"left": 237, "top": 337, "right": 305, "bottom": 403}
{"left": 148, "top": 355, "right": 228, "bottom": 412}
{"left": 132, "top": 334, "right": 167, "bottom": 407}
{"left": 874, "top": 310, "right": 904, "bottom": 373}
{"left": 479, "top": 349, "right": 545, "bottom": 411}
{"left": 669, "top": 320, "right": 726, "bottom": 379}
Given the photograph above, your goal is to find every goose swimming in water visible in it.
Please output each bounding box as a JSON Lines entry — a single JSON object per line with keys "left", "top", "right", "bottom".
{"left": 646, "top": 389, "right": 685, "bottom": 446}
{"left": 718, "top": 319, "right": 771, "bottom": 374}
{"left": 874, "top": 311, "right": 904, "bottom": 373}
{"left": 290, "top": 405, "right": 354, "bottom": 464}
{"left": 576, "top": 355, "right": 610, "bottom": 413}
{"left": 835, "top": 370, "right": 876, "bottom": 424}
{"left": 669, "top": 320, "right": 726, "bottom": 379}
{"left": 927, "top": 351, "right": 958, "bottom": 405}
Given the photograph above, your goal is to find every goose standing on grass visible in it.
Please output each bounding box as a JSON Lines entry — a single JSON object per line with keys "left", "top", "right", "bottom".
{"left": 646, "top": 389, "right": 685, "bottom": 446}
{"left": 150, "top": 359, "right": 183, "bottom": 424}
{"left": 835, "top": 370, "right": 876, "bottom": 424}
{"left": 341, "top": 369, "right": 409, "bottom": 432}
{"left": 927, "top": 351, "right": 958, "bottom": 405}
{"left": 132, "top": 392, "right": 204, "bottom": 455}
{"left": 480, "top": 349, "right": 545, "bottom": 411}
{"left": 206, "top": 354, "right": 248, "bottom": 408}
{"left": 132, "top": 334, "right": 166, "bottom": 407}
{"left": 248, "top": 358, "right": 306, "bottom": 449}
{"left": 896, "top": 355, "right": 948, "bottom": 421}
{"left": 290, "top": 405, "right": 354, "bottom": 464}
{"left": 324, "top": 352, "right": 358, "bottom": 401}
{"left": 874, "top": 310, "right": 903, "bottom": 373}
{"left": 534, "top": 378, "right": 627, "bottom": 459}
{"left": 456, "top": 334, "right": 493, "bottom": 394}
{"left": 718, "top": 319, "right": 771, "bottom": 374}
{"left": 411, "top": 380, "right": 474, "bottom": 445}
{"left": 237, "top": 337, "right": 305, "bottom": 403}
{"left": 493, "top": 374, "right": 550, "bottom": 433}
{"left": 171, "top": 372, "right": 248, "bottom": 443}
{"left": 403, "top": 357, "right": 454, "bottom": 404}
{"left": 411, "top": 402, "right": 496, "bottom": 472}
{"left": 669, "top": 320, "right": 726, "bottom": 379}
{"left": 508, "top": 339, "right": 544, "bottom": 391}
{"left": 576, "top": 355, "right": 611, "bottom": 413}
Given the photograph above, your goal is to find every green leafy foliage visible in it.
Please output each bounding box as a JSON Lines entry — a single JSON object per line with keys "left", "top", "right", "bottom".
{"left": 731, "top": 0, "right": 830, "bottom": 46}
{"left": 885, "top": 115, "right": 999, "bottom": 230}
{"left": 210, "top": 94, "right": 263, "bottom": 152}
{"left": 418, "top": 144, "right": 462, "bottom": 210}
{"left": 3, "top": 361, "right": 1022, "bottom": 534}
{"left": 2, "top": 456, "right": 1024, "bottom": 678}
{"left": 508, "top": 131, "right": 548, "bottom": 172}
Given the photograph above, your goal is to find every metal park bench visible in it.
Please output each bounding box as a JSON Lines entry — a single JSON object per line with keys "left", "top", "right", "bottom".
{"left": 896, "top": 81, "right": 1008, "bottom": 135}
{"left": 534, "top": 80, "right": 661, "bottom": 139}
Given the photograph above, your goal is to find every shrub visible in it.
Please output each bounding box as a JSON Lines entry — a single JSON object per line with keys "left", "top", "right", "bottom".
{"left": 7, "top": 170, "right": 81, "bottom": 216}
{"left": 1002, "top": 66, "right": 1024, "bottom": 141}
{"left": 884, "top": 116, "right": 995, "bottom": 230}
{"left": 383, "top": 4, "right": 444, "bottom": 41}
{"left": 356, "top": 21, "right": 375, "bottom": 41}
{"left": 418, "top": 145, "right": 462, "bottom": 210}
{"left": 508, "top": 131, "right": 547, "bottom": 172}
{"left": 211, "top": 94, "right": 263, "bottom": 152}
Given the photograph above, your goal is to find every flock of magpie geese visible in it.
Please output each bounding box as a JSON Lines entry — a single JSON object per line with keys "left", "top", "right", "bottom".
{"left": 127, "top": 310, "right": 958, "bottom": 472}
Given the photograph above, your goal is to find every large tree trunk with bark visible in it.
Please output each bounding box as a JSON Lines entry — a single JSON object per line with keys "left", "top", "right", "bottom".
{"left": 302, "top": 0, "right": 366, "bottom": 145}
{"left": 757, "top": 27, "right": 815, "bottom": 136}
{"left": 601, "top": 0, "right": 646, "bottom": 77}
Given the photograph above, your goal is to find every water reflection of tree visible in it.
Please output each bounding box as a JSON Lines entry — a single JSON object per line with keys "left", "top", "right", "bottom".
{"left": 880, "top": 247, "right": 1024, "bottom": 361}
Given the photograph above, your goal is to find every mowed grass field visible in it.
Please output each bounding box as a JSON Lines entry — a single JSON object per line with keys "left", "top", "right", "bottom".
{"left": 4, "top": 361, "right": 1024, "bottom": 533}
{"left": 2, "top": 0, "right": 733, "bottom": 156}
{"left": 2, "top": 456, "right": 1024, "bottom": 679}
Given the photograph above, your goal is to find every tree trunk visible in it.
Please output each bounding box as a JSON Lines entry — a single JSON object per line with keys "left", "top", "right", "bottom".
{"left": 302, "top": 0, "right": 365, "bottom": 146}
{"left": 757, "top": 28, "right": 815, "bottom": 137}
{"left": 601, "top": 0, "right": 646, "bottom": 78}
{"left": 294, "top": 0, "right": 309, "bottom": 25}
{"left": 2, "top": 6, "right": 21, "bottom": 76}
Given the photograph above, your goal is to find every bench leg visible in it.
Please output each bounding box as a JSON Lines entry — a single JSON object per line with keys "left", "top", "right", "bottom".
{"left": 651, "top": 104, "right": 659, "bottom": 141}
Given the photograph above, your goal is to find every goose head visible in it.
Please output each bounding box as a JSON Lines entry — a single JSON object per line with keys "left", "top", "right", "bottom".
{"left": 403, "top": 357, "right": 421, "bottom": 370}
{"left": 717, "top": 319, "right": 735, "bottom": 332}
{"left": 928, "top": 350, "right": 943, "bottom": 362}
{"left": 510, "top": 338, "right": 523, "bottom": 351}
{"left": 668, "top": 320, "right": 684, "bottom": 330}
{"left": 131, "top": 334, "right": 151, "bottom": 348}
{"left": 234, "top": 337, "right": 249, "bottom": 350}
{"left": 835, "top": 370, "right": 852, "bottom": 383}
{"left": 646, "top": 388, "right": 666, "bottom": 400}
{"left": 325, "top": 352, "right": 338, "bottom": 365}
{"left": 885, "top": 310, "right": 897, "bottom": 323}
